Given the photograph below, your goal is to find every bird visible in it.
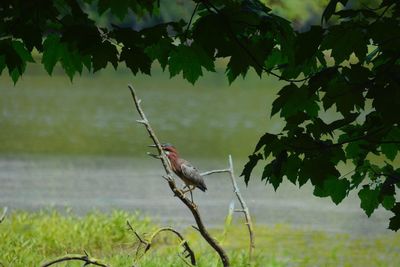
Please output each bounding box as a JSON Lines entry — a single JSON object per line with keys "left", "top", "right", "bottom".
{"left": 149, "top": 143, "right": 207, "bottom": 202}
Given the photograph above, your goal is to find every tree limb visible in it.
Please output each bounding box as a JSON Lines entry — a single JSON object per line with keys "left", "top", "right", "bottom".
{"left": 128, "top": 85, "right": 230, "bottom": 267}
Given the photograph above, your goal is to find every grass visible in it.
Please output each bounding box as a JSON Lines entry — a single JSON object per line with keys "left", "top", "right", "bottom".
{"left": 1, "top": 210, "right": 399, "bottom": 267}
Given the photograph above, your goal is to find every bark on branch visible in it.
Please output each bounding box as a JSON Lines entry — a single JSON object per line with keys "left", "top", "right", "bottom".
{"left": 128, "top": 85, "right": 230, "bottom": 267}
{"left": 202, "top": 155, "right": 255, "bottom": 263}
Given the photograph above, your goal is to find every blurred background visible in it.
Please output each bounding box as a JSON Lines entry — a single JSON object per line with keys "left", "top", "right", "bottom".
{"left": 0, "top": 0, "right": 391, "bottom": 236}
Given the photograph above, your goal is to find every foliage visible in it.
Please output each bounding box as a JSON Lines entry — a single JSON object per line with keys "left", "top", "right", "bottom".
{"left": 1, "top": 0, "right": 399, "bottom": 230}
{"left": 1, "top": 210, "right": 400, "bottom": 266}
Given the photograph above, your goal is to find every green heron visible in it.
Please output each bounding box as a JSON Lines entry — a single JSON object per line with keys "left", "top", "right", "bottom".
{"left": 150, "top": 143, "right": 207, "bottom": 201}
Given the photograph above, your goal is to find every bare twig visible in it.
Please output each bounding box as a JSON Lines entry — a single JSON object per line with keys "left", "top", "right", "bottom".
{"left": 201, "top": 155, "right": 255, "bottom": 263}
{"left": 201, "top": 169, "right": 230, "bottom": 176}
{"left": 0, "top": 207, "right": 8, "bottom": 224}
{"left": 41, "top": 253, "right": 109, "bottom": 267}
{"left": 227, "top": 155, "right": 255, "bottom": 263}
{"left": 128, "top": 221, "right": 196, "bottom": 266}
{"left": 128, "top": 85, "right": 230, "bottom": 267}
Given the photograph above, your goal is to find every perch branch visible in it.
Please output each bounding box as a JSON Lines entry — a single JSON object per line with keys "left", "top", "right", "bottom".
{"left": 0, "top": 207, "right": 7, "bottom": 224}
{"left": 201, "top": 169, "right": 230, "bottom": 176}
{"left": 128, "top": 85, "right": 230, "bottom": 267}
{"left": 201, "top": 155, "right": 255, "bottom": 263}
{"left": 128, "top": 221, "right": 196, "bottom": 266}
{"left": 41, "top": 252, "right": 109, "bottom": 267}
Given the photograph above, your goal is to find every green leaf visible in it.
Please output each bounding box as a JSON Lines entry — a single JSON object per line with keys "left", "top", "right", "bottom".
{"left": 322, "top": 0, "right": 349, "bottom": 23}
{"left": 12, "top": 41, "right": 34, "bottom": 63}
{"left": 323, "top": 177, "right": 350, "bottom": 204}
{"left": 358, "top": 185, "right": 380, "bottom": 217}
{"left": 272, "top": 84, "right": 319, "bottom": 118}
{"left": 42, "top": 35, "right": 64, "bottom": 75}
{"left": 98, "top": 0, "right": 130, "bottom": 19}
{"left": 262, "top": 150, "right": 288, "bottom": 190}
{"left": 92, "top": 41, "right": 118, "bottom": 72}
{"left": 169, "top": 44, "right": 215, "bottom": 84}
{"left": 145, "top": 39, "right": 173, "bottom": 70}
{"left": 241, "top": 153, "right": 263, "bottom": 185}
{"left": 120, "top": 46, "right": 151, "bottom": 75}
{"left": 285, "top": 154, "right": 301, "bottom": 184}
{"left": 381, "top": 143, "right": 398, "bottom": 161}
{"left": 295, "top": 26, "right": 324, "bottom": 65}
{"left": 389, "top": 202, "right": 400, "bottom": 231}
{"left": 382, "top": 195, "right": 396, "bottom": 210}
{"left": 322, "top": 23, "right": 368, "bottom": 64}
{"left": 254, "top": 133, "right": 277, "bottom": 153}
{"left": 10, "top": 68, "right": 20, "bottom": 84}
{"left": 60, "top": 48, "right": 83, "bottom": 80}
{"left": 0, "top": 56, "right": 5, "bottom": 75}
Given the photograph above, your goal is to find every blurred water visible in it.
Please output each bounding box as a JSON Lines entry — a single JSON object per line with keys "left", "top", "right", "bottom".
{"left": 0, "top": 67, "right": 394, "bottom": 236}
{"left": 0, "top": 154, "right": 392, "bottom": 236}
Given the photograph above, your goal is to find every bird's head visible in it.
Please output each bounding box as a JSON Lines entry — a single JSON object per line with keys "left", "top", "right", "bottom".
{"left": 148, "top": 143, "right": 178, "bottom": 156}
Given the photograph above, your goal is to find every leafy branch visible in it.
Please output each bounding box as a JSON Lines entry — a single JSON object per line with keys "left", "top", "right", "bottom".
{"left": 200, "top": 0, "right": 310, "bottom": 83}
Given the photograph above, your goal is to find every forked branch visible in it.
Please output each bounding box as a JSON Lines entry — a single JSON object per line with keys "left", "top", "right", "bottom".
{"left": 202, "top": 155, "right": 255, "bottom": 263}
{"left": 127, "top": 221, "right": 196, "bottom": 266}
{"left": 128, "top": 85, "right": 230, "bottom": 267}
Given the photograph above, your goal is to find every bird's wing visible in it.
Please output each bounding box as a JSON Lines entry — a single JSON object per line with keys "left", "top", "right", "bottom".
{"left": 181, "top": 162, "right": 201, "bottom": 179}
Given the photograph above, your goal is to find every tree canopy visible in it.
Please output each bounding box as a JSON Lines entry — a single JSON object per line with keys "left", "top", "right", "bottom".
{"left": 1, "top": 0, "right": 399, "bottom": 230}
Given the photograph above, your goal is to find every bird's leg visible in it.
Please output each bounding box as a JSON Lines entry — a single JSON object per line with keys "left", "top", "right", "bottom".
{"left": 189, "top": 186, "right": 194, "bottom": 203}
{"left": 181, "top": 185, "right": 191, "bottom": 194}
{"left": 181, "top": 185, "right": 195, "bottom": 203}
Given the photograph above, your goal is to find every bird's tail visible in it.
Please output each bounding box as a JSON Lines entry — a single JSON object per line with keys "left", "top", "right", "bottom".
{"left": 197, "top": 180, "right": 207, "bottom": 192}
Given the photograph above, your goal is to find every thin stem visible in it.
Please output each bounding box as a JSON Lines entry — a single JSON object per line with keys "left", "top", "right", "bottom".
{"left": 0, "top": 207, "right": 8, "bottom": 224}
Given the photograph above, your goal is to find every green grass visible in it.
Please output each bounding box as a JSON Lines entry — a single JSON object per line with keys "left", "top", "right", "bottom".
{"left": 1, "top": 210, "right": 399, "bottom": 267}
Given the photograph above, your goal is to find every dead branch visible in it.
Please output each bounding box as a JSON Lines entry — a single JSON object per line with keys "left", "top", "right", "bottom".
{"left": 128, "top": 85, "right": 230, "bottom": 267}
{"left": 41, "top": 251, "right": 109, "bottom": 267}
{"left": 0, "top": 207, "right": 7, "bottom": 224}
{"left": 201, "top": 155, "right": 255, "bottom": 263}
{"left": 227, "top": 155, "right": 255, "bottom": 263}
{"left": 128, "top": 221, "right": 196, "bottom": 266}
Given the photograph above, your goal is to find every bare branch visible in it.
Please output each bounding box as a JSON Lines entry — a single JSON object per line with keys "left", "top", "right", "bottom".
{"left": 227, "top": 155, "right": 255, "bottom": 263}
{"left": 201, "top": 169, "right": 230, "bottom": 176}
{"left": 0, "top": 207, "right": 8, "bottom": 224}
{"left": 129, "top": 222, "right": 196, "bottom": 266}
{"left": 128, "top": 85, "right": 230, "bottom": 267}
{"left": 41, "top": 254, "right": 109, "bottom": 267}
{"left": 128, "top": 85, "right": 173, "bottom": 182}
{"left": 202, "top": 156, "right": 255, "bottom": 263}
